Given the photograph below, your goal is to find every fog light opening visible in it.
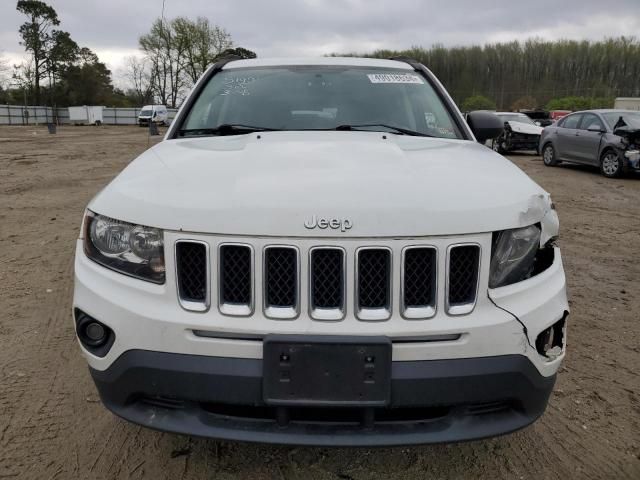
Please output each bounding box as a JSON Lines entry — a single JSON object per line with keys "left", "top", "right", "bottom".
{"left": 536, "top": 316, "right": 566, "bottom": 359}
{"left": 74, "top": 309, "right": 115, "bottom": 357}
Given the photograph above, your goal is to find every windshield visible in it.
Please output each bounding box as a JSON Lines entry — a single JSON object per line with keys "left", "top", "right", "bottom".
{"left": 497, "top": 114, "right": 536, "bottom": 125}
{"left": 180, "top": 66, "right": 463, "bottom": 139}
{"left": 139, "top": 109, "right": 152, "bottom": 116}
{"left": 602, "top": 111, "right": 640, "bottom": 129}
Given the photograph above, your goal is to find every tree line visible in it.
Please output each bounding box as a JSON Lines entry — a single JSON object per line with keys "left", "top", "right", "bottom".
{"left": 0, "top": 0, "right": 255, "bottom": 108}
{"left": 362, "top": 37, "right": 640, "bottom": 111}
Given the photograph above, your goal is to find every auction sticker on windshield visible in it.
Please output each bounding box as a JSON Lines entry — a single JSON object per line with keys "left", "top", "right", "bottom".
{"left": 367, "top": 73, "right": 424, "bottom": 84}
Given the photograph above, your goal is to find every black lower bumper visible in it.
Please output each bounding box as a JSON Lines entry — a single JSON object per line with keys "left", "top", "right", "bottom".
{"left": 508, "top": 142, "right": 539, "bottom": 151}
{"left": 90, "top": 350, "right": 555, "bottom": 446}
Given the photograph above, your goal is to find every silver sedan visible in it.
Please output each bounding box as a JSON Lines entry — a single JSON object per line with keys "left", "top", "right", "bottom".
{"left": 539, "top": 109, "right": 640, "bottom": 178}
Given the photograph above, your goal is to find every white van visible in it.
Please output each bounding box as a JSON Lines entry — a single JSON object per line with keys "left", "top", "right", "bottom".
{"left": 137, "top": 105, "right": 168, "bottom": 126}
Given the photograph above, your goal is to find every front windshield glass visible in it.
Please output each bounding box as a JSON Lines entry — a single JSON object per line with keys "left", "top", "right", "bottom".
{"left": 180, "top": 66, "right": 463, "bottom": 139}
{"left": 497, "top": 114, "right": 536, "bottom": 125}
{"left": 140, "top": 109, "right": 152, "bottom": 116}
{"left": 602, "top": 111, "right": 640, "bottom": 129}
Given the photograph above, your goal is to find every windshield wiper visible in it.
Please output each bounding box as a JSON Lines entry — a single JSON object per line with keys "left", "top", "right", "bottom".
{"left": 333, "top": 124, "right": 433, "bottom": 137}
{"left": 178, "top": 124, "right": 280, "bottom": 137}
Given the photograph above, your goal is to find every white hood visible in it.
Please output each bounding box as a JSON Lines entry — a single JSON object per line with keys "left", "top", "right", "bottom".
{"left": 90, "top": 131, "right": 552, "bottom": 237}
{"left": 507, "top": 121, "right": 543, "bottom": 136}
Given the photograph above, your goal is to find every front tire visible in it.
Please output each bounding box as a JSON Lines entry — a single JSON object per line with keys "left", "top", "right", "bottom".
{"left": 600, "top": 150, "right": 624, "bottom": 178}
{"left": 542, "top": 143, "right": 559, "bottom": 166}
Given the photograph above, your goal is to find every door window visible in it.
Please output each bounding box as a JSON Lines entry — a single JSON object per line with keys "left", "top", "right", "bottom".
{"left": 579, "top": 113, "right": 604, "bottom": 131}
{"left": 561, "top": 114, "right": 582, "bottom": 129}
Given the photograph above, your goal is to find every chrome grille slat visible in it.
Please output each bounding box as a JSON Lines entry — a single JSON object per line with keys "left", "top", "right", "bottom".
{"left": 265, "top": 247, "right": 297, "bottom": 307}
{"left": 264, "top": 246, "right": 299, "bottom": 319}
{"left": 309, "top": 247, "right": 345, "bottom": 320}
{"left": 357, "top": 249, "right": 390, "bottom": 308}
{"left": 175, "top": 240, "right": 210, "bottom": 312}
{"left": 219, "top": 244, "right": 254, "bottom": 316}
{"left": 401, "top": 246, "right": 436, "bottom": 319}
{"left": 403, "top": 248, "right": 436, "bottom": 307}
{"left": 446, "top": 244, "right": 481, "bottom": 315}
{"left": 356, "top": 248, "right": 392, "bottom": 320}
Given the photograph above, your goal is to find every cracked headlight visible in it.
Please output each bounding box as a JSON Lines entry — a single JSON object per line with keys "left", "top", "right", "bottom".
{"left": 489, "top": 224, "right": 541, "bottom": 288}
{"left": 83, "top": 211, "right": 165, "bottom": 283}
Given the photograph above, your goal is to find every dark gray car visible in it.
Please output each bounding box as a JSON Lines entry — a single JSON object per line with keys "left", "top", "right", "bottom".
{"left": 539, "top": 109, "right": 640, "bottom": 178}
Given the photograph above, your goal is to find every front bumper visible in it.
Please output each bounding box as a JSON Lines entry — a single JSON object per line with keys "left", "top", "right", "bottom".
{"left": 91, "top": 349, "right": 555, "bottom": 446}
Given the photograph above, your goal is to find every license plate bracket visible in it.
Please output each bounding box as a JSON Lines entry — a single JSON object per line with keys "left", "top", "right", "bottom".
{"left": 262, "top": 335, "right": 391, "bottom": 407}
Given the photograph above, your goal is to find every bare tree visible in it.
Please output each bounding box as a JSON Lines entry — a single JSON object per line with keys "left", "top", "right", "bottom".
{"left": 124, "top": 55, "right": 154, "bottom": 105}
{"left": 12, "top": 60, "right": 36, "bottom": 105}
{"left": 0, "top": 51, "right": 10, "bottom": 88}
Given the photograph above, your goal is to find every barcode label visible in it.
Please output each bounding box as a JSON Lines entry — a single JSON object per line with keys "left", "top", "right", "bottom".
{"left": 367, "top": 73, "right": 424, "bottom": 84}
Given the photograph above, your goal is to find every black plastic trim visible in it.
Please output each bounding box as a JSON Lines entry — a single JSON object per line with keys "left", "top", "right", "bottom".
{"left": 89, "top": 349, "right": 556, "bottom": 446}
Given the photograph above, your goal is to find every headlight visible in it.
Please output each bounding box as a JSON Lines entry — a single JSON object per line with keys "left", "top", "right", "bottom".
{"left": 83, "top": 211, "right": 165, "bottom": 283}
{"left": 489, "top": 224, "right": 541, "bottom": 288}
{"left": 624, "top": 149, "right": 640, "bottom": 161}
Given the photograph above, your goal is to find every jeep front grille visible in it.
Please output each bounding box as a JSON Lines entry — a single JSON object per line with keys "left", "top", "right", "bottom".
{"left": 174, "top": 238, "right": 482, "bottom": 319}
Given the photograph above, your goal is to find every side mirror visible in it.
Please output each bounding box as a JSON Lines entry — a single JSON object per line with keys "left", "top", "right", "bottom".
{"left": 466, "top": 111, "right": 504, "bottom": 143}
{"left": 587, "top": 125, "right": 605, "bottom": 133}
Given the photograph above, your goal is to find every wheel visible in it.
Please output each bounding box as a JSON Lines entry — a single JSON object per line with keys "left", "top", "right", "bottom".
{"left": 542, "top": 143, "right": 559, "bottom": 166}
{"left": 600, "top": 150, "right": 624, "bottom": 178}
{"left": 492, "top": 138, "right": 506, "bottom": 154}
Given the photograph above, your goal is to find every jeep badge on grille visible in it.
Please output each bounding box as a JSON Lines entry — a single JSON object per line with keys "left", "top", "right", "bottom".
{"left": 304, "top": 215, "right": 353, "bottom": 232}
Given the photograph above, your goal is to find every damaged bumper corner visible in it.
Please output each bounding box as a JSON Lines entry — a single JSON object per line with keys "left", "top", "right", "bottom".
{"left": 623, "top": 149, "right": 640, "bottom": 170}
{"left": 488, "top": 246, "right": 569, "bottom": 377}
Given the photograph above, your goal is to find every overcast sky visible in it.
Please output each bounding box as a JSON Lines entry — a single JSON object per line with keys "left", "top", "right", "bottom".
{"left": 2, "top": 0, "right": 639, "bottom": 85}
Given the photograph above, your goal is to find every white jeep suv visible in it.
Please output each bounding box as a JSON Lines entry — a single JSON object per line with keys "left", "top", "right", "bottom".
{"left": 74, "top": 57, "right": 568, "bottom": 446}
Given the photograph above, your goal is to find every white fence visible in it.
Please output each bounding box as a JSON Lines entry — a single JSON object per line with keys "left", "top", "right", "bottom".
{"left": 0, "top": 105, "right": 179, "bottom": 125}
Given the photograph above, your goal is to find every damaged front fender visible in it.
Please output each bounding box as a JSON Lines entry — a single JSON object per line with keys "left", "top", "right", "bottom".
{"left": 519, "top": 193, "right": 559, "bottom": 246}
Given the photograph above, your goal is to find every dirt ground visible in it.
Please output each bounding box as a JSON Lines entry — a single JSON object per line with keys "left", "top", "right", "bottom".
{"left": 0, "top": 125, "right": 638, "bottom": 480}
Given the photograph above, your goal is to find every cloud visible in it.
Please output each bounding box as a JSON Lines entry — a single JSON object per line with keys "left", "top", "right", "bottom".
{"left": 2, "top": 0, "right": 638, "bottom": 80}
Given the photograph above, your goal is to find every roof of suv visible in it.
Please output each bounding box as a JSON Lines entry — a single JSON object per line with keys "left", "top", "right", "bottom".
{"left": 222, "top": 57, "right": 414, "bottom": 70}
